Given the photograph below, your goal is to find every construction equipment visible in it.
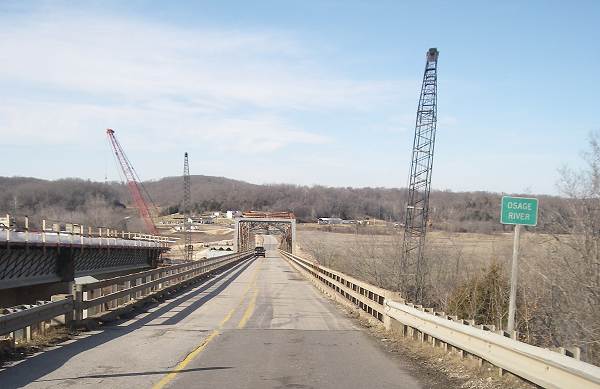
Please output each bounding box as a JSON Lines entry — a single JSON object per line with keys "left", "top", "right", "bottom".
{"left": 106, "top": 129, "right": 158, "bottom": 234}
{"left": 183, "top": 152, "right": 193, "bottom": 261}
{"left": 402, "top": 48, "right": 439, "bottom": 302}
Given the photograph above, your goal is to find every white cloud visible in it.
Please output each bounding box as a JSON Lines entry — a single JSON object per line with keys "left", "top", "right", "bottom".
{"left": 0, "top": 100, "right": 330, "bottom": 154}
{"left": 0, "top": 8, "right": 402, "bottom": 153}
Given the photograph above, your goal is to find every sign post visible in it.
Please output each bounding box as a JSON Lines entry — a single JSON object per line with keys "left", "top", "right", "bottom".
{"left": 500, "top": 196, "right": 538, "bottom": 333}
{"left": 508, "top": 223, "right": 521, "bottom": 333}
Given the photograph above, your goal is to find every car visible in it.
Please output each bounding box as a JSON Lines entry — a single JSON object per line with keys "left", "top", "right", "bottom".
{"left": 254, "top": 246, "right": 266, "bottom": 257}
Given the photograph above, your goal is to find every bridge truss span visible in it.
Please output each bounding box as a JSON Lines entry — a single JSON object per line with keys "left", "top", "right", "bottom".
{"left": 234, "top": 217, "right": 296, "bottom": 254}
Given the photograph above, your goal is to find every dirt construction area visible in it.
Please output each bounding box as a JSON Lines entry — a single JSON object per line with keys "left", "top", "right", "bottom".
{"left": 161, "top": 224, "right": 235, "bottom": 260}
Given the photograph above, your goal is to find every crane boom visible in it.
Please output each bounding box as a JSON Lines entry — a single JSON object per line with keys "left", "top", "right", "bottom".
{"left": 106, "top": 129, "right": 158, "bottom": 234}
{"left": 402, "top": 48, "right": 439, "bottom": 302}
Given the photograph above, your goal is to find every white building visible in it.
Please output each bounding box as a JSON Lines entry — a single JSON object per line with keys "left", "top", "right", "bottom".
{"left": 318, "top": 217, "right": 343, "bottom": 225}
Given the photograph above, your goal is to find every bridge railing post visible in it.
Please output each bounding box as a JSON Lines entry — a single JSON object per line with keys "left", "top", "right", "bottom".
{"left": 116, "top": 282, "right": 123, "bottom": 306}
{"left": 110, "top": 284, "right": 118, "bottom": 309}
{"left": 129, "top": 278, "right": 136, "bottom": 301}
{"left": 125, "top": 280, "right": 131, "bottom": 303}
{"left": 157, "top": 269, "right": 163, "bottom": 291}
{"left": 73, "top": 284, "right": 84, "bottom": 322}
{"left": 87, "top": 288, "right": 96, "bottom": 315}
{"left": 145, "top": 275, "right": 151, "bottom": 296}
{"left": 149, "top": 273, "right": 156, "bottom": 293}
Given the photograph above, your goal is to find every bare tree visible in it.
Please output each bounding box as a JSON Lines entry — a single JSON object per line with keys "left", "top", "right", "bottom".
{"left": 538, "top": 132, "right": 600, "bottom": 363}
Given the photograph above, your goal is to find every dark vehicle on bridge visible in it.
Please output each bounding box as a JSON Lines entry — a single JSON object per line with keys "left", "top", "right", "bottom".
{"left": 255, "top": 246, "right": 266, "bottom": 257}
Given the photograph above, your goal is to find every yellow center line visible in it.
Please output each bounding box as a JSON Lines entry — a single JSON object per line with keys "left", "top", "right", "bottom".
{"left": 237, "top": 288, "right": 258, "bottom": 329}
{"left": 219, "top": 307, "right": 236, "bottom": 327}
{"left": 152, "top": 261, "right": 261, "bottom": 389}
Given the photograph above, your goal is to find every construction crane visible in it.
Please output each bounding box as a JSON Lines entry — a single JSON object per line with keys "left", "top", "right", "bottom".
{"left": 183, "top": 152, "right": 193, "bottom": 261}
{"left": 402, "top": 48, "right": 439, "bottom": 302}
{"left": 106, "top": 129, "right": 158, "bottom": 234}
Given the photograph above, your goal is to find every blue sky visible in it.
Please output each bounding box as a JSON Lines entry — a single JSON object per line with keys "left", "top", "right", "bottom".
{"left": 1, "top": 1, "right": 598, "bottom": 195}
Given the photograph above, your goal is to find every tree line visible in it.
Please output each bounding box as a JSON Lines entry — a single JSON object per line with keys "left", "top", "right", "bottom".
{"left": 0, "top": 174, "right": 570, "bottom": 234}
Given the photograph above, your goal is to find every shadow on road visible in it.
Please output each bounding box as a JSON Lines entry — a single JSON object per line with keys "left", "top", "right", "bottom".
{"left": 33, "top": 366, "right": 232, "bottom": 382}
{"left": 0, "top": 257, "right": 256, "bottom": 388}
{"left": 159, "top": 257, "right": 255, "bottom": 325}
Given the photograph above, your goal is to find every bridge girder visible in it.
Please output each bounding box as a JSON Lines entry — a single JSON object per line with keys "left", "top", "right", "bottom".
{"left": 0, "top": 243, "right": 164, "bottom": 290}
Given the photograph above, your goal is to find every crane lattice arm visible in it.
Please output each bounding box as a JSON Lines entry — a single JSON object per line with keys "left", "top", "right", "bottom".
{"left": 106, "top": 129, "right": 158, "bottom": 234}
{"left": 402, "top": 48, "right": 439, "bottom": 302}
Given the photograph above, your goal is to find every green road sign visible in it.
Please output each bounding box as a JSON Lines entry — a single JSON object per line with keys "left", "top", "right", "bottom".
{"left": 501, "top": 196, "right": 538, "bottom": 226}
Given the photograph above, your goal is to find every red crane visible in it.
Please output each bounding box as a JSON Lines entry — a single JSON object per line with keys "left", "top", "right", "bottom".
{"left": 106, "top": 129, "right": 158, "bottom": 234}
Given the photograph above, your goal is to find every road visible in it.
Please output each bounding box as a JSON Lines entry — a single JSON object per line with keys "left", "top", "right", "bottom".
{"left": 0, "top": 236, "right": 423, "bottom": 388}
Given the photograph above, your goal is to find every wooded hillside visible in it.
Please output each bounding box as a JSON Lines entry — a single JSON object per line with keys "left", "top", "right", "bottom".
{"left": 0, "top": 175, "right": 568, "bottom": 233}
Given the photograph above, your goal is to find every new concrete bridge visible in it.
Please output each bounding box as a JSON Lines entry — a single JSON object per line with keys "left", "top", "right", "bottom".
{"left": 0, "top": 228, "right": 170, "bottom": 308}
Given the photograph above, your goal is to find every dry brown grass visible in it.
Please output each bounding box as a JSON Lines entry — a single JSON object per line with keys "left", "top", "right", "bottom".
{"left": 0, "top": 326, "right": 74, "bottom": 367}
{"left": 297, "top": 227, "right": 554, "bottom": 273}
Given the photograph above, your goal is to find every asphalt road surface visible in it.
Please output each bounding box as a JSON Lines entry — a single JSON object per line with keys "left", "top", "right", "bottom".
{"left": 0, "top": 236, "right": 423, "bottom": 388}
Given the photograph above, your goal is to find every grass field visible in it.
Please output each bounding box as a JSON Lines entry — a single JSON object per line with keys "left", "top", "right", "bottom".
{"left": 296, "top": 225, "right": 554, "bottom": 274}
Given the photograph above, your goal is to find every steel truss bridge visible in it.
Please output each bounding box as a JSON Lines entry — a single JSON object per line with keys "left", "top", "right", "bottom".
{"left": 234, "top": 217, "right": 296, "bottom": 253}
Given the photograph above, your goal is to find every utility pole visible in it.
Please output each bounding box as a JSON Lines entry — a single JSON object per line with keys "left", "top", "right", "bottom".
{"left": 402, "top": 48, "right": 439, "bottom": 303}
{"left": 183, "top": 152, "right": 193, "bottom": 261}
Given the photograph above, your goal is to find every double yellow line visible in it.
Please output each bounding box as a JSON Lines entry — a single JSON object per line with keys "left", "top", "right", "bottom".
{"left": 152, "top": 262, "right": 261, "bottom": 389}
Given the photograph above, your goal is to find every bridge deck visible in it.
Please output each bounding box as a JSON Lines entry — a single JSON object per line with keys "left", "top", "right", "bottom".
{"left": 0, "top": 238, "right": 422, "bottom": 389}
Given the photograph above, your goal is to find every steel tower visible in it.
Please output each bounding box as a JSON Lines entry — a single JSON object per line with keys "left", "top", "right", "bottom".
{"left": 183, "top": 152, "right": 193, "bottom": 261}
{"left": 402, "top": 48, "right": 439, "bottom": 302}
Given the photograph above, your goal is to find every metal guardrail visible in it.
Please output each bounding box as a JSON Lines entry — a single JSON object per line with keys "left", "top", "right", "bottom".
{"left": 74, "top": 251, "right": 255, "bottom": 320}
{"left": 0, "top": 251, "right": 254, "bottom": 346}
{"left": 279, "top": 250, "right": 399, "bottom": 322}
{"left": 0, "top": 297, "right": 73, "bottom": 338}
{"left": 385, "top": 300, "right": 600, "bottom": 389}
{"left": 279, "top": 250, "right": 600, "bottom": 389}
